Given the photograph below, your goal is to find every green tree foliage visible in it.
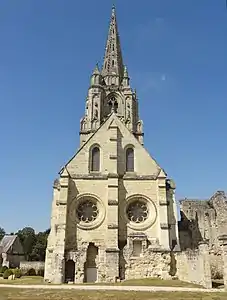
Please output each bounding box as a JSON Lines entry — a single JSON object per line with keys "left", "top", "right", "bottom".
{"left": 0, "top": 227, "right": 5, "bottom": 241}
{"left": 16, "top": 227, "right": 50, "bottom": 261}
{"left": 0, "top": 226, "right": 50, "bottom": 262}
{"left": 16, "top": 227, "right": 37, "bottom": 261}
{"left": 30, "top": 230, "right": 49, "bottom": 261}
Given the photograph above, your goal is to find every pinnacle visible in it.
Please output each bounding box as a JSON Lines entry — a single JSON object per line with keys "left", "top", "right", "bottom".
{"left": 93, "top": 63, "right": 100, "bottom": 75}
{"left": 123, "top": 65, "right": 128, "bottom": 77}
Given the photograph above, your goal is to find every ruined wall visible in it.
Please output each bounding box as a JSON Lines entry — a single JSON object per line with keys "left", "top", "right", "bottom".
{"left": 179, "top": 191, "right": 227, "bottom": 279}
{"left": 20, "top": 261, "right": 45, "bottom": 275}
{"left": 123, "top": 249, "right": 171, "bottom": 280}
{"left": 176, "top": 242, "right": 211, "bottom": 288}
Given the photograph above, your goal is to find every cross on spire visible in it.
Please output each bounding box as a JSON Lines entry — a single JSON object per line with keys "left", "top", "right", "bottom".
{"left": 101, "top": 5, "right": 124, "bottom": 80}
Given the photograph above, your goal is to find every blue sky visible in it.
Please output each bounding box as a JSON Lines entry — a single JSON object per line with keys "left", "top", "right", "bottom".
{"left": 0, "top": 0, "right": 227, "bottom": 233}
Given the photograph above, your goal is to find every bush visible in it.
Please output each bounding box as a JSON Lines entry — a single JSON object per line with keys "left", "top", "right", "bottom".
{"left": 0, "top": 266, "right": 8, "bottom": 273}
{"left": 26, "top": 268, "right": 36, "bottom": 276}
{"left": 3, "top": 269, "right": 13, "bottom": 279}
{"left": 0, "top": 273, "right": 3, "bottom": 277}
{"left": 13, "top": 268, "right": 22, "bottom": 278}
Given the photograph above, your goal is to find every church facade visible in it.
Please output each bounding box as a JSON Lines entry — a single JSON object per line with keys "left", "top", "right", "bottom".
{"left": 44, "top": 6, "right": 179, "bottom": 284}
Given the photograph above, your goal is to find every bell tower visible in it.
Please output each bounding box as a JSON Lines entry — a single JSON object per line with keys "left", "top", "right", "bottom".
{"left": 79, "top": 5, "right": 144, "bottom": 146}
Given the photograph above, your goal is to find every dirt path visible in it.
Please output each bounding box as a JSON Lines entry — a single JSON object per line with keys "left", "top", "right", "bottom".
{"left": 0, "top": 284, "right": 224, "bottom": 293}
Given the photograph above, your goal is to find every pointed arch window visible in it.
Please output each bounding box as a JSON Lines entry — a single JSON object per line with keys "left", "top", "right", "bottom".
{"left": 126, "top": 147, "right": 134, "bottom": 172}
{"left": 90, "top": 146, "right": 100, "bottom": 172}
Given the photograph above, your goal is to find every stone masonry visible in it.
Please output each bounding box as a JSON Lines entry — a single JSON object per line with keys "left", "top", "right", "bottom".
{"left": 44, "top": 6, "right": 179, "bottom": 284}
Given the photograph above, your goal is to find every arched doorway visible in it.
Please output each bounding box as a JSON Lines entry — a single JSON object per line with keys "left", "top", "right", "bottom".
{"left": 65, "top": 260, "right": 75, "bottom": 283}
{"left": 84, "top": 243, "right": 98, "bottom": 283}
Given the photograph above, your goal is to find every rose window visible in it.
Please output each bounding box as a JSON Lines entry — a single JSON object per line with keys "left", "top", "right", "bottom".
{"left": 126, "top": 200, "right": 148, "bottom": 223}
{"left": 76, "top": 200, "right": 99, "bottom": 223}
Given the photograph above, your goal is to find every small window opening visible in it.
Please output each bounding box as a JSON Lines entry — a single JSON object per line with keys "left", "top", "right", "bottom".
{"left": 126, "top": 148, "right": 134, "bottom": 172}
{"left": 91, "top": 147, "right": 100, "bottom": 172}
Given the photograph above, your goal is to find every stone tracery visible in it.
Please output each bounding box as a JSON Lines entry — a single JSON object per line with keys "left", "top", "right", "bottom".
{"left": 76, "top": 199, "right": 99, "bottom": 223}
{"left": 126, "top": 200, "right": 149, "bottom": 223}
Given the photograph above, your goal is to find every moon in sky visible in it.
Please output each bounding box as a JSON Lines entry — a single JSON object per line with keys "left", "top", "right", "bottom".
{"left": 161, "top": 74, "right": 166, "bottom": 81}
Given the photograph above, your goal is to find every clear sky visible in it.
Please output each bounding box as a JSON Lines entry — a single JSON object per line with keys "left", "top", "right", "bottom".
{"left": 0, "top": 0, "right": 227, "bottom": 233}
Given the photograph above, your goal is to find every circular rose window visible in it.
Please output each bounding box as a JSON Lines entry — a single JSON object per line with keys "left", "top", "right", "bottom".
{"left": 126, "top": 200, "right": 148, "bottom": 223}
{"left": 76, "top": 200, "right": 99, "bottom": 223}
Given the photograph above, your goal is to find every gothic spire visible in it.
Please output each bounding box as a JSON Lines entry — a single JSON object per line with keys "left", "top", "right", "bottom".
{"left": 101, "top": 5, "right": 124, "bottom": 80}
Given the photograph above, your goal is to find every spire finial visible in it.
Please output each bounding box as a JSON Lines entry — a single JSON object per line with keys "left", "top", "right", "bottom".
{"left": 112, "top": 4, "right": 115, "bottom": 13}
{"left": 101, "top": 4, "right": 124, "bottom": 80}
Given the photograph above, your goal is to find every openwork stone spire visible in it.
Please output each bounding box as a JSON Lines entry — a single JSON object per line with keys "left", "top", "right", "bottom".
{"left": 101, "top": 5, "right": 124, "bottom": 80}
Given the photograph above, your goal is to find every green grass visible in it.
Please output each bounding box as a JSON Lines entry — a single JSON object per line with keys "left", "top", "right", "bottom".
{"left": 0, "top": 276, "right": 202, "bottom": 288}
{"left": 81, "top": 278, "right": 202, "bottom": 288}
{"left": 117, "top": 278, "right": 203, "bottom": 288}
{"left": 0, "top": 289, "right": 226, "bottom": 300}
{"left": 0, "top": 276, "right": 44, "bottom": 285}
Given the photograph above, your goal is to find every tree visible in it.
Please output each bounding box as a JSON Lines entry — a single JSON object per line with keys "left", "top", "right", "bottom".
{"left": 16, "top": 227, "right": 36, "bottom": 261}
{"left": 0, "top": 227, "right": 5, "bottom": 241}
{"left": 30, "top": 230, "right": 49, "bottom": 261}
{"left": 15, "top": 227, "right": 50, "bottom": 261}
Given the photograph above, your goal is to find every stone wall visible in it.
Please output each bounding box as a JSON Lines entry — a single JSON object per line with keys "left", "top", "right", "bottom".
{"left": 20, "top": 261, "right": 45, "bottom": 275}
{"left": 120, "top": 241, "right": 211, "bottom": 288}
{"left": 123, "top": 249, "right": 171, "bottom": 280}
{"left": 176, "top": 242, "right": 211, "bottom": 288}
{"left": 179, "top": 191, "right": 227, "bottom": 279}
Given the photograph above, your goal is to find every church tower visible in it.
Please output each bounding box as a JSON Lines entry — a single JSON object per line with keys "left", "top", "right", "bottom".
{"left": 44, "top": 6, "right": 179, "bottom": 284}
{"left": 80, "top": 5, "right": 144, "bottom": 146}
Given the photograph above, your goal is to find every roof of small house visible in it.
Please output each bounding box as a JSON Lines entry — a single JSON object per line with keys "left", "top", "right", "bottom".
{"left": 0, "top": 235, "right": 17, "bottom": 253}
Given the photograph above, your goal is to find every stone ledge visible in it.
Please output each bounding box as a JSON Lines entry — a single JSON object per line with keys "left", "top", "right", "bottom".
{"left": 70, "top": 173, "right": 159, "bottom": 180}
{"left": 108, "top": 224, "right": 118, "bottom": 229}
{"left": 109, "top": 137, "right": 118, "bottom": 142}
{"left": 134, "top": 132, "right": 144, "bottom": 137}
{"left": 159, "top": 200, "right": 170, "bottom": 206}
{"left": 71, "top": 174, "right": 108, "bottom": 180}
{"left": 109, "top": 155, "right": 118, "bottom": 160}
{"left": 60, "top": 184, "right": 69, "bottom": 188}
{"left": 108, "top": 184, "right": 118, "bottom": 188}
{"left": 56, "top": 200, "right": 67, "bottom": 206}
{"left": 108, "top": 173, "right": 119, "bottom": 178}
{"left": 108, "top": 199, "right": 118, "bottom": 205}
{"left": 106, "top": 248, "right": 120, "bottom": 253}
{"left": 128, "top": 232, "right": 147, "bottom": 239}
{"left": 123, "top": 174, "right": 157, "bottom": 180}
{"left": 160, "top": 223, "right": 171, "bottom": 230}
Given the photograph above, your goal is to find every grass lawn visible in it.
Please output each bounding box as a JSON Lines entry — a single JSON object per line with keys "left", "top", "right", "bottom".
{"left": 116, "top": 278, "right": 202, "bottom": 288}
{"left": 0, "top": 276, "right": 44, "bottom": 285}
{"left": 0, "top": 276, "right": 202, "bottom": 288}
{"left": 0, "top": 289, "right": 227, "bottom": 300}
